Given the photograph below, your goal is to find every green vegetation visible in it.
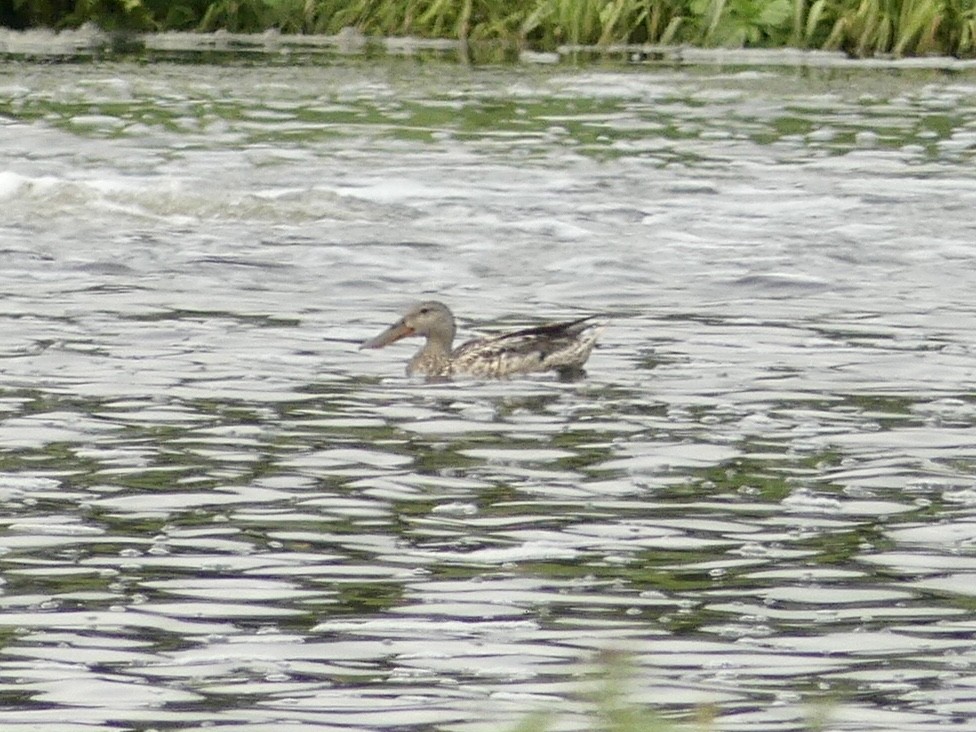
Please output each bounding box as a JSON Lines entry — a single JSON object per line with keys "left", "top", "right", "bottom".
{"left": 0, "top": 0, "right": 976, "bottom": 56}
{"left": 508, "top": 650, "right": 835, "bottom": 732}
{"left": 509, "top": 650, "right": 708, "bottom": 732}
{"left": 3, "top": 0, "right": 976, "bottom": 57}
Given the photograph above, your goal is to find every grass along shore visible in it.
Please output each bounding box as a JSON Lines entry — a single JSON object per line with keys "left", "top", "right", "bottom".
{"left": 3, "top": 0, "right": 976, "bottom": 59}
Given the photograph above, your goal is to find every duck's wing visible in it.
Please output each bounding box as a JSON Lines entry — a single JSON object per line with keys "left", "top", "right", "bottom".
{"left": 452, "top": 316, "right": 604, "bottom": 377}
{"left": 497, "top": 315, "right": 600, "bottom": 341}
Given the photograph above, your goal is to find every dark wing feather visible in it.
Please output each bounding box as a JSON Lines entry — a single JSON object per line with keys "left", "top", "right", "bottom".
{"left": 451, "top": 315, "right": 601, "bottom": 374}
{"left": 492, "top": 315, "right": 599, "bottom": 342}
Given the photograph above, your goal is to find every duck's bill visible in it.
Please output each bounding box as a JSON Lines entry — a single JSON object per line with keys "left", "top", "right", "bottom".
{"left": 360, "top": 321, "right": 414, "bottom": 349}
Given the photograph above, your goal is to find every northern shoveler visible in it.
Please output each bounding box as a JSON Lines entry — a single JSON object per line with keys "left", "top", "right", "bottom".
{"left": 361, "top": 301, "right": 604, "bottom": 378}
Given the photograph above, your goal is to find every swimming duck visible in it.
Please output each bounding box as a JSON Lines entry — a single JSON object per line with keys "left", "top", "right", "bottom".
{"left": 361, "top": 301, "right": 603, "bottom": 378}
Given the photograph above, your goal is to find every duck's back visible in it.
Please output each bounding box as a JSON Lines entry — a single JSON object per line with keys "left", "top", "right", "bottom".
{"left": 451, "top": 316, "right": 603, "bottom": 377}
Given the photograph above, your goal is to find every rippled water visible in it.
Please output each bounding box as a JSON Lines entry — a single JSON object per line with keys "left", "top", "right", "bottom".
{"left": 2, "top": 56, "right": 976, "bottom": 731}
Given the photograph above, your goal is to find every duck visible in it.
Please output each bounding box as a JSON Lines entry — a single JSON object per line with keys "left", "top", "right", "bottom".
{"left": 361, "top": 301, "right": 604, "bottom": 378}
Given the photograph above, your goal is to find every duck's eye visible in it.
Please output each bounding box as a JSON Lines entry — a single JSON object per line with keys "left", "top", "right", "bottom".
{"left": 418, "top": 307, "right": 430, "bottom": 315}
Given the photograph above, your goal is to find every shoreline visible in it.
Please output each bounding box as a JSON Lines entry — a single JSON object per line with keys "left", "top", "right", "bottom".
{"left": 3, "top": 26, "right": 976, "bottom": 71}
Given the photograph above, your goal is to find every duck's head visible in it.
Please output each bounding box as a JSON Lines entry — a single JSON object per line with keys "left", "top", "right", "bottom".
{"left": 360, "top": 300, "right": 456, "bottom": 350}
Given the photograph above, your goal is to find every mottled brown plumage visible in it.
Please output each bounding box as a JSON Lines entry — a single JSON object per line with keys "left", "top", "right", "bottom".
{"left": 361, "top": 301, "right": 603, "bottom": 378}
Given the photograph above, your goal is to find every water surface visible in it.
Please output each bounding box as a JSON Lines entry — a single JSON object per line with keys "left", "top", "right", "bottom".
{"left": 1, "top": 56, "right": 976, "bottom": 731}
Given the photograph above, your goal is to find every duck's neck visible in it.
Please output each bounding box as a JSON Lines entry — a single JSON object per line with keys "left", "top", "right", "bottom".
{"left": 408, "top": 334, "right": 453, "bottom": 376}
